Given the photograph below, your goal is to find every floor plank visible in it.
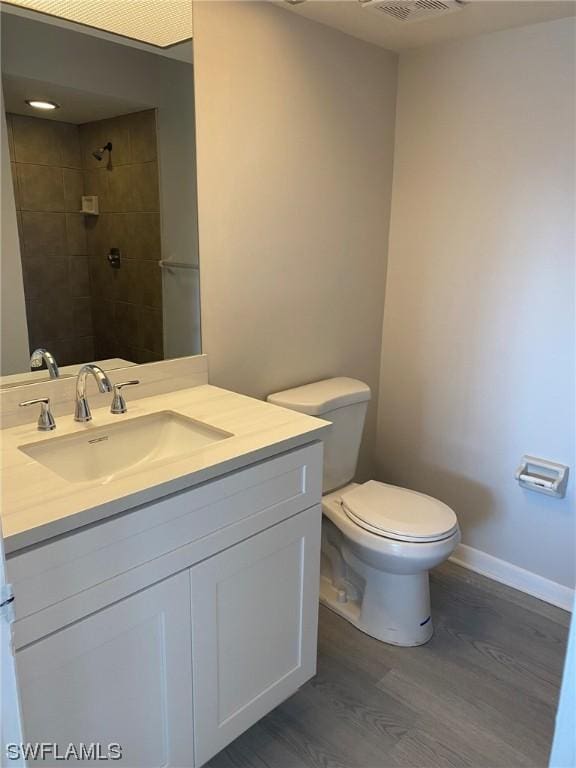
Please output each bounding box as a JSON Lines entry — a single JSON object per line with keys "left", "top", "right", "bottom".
{"left": 206, "top": 562, "right": 569, "bottom": 768}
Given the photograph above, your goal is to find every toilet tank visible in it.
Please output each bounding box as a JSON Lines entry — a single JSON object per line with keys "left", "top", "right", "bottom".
{"left": 267, "top": 378, "right": 371, "bottom": 493}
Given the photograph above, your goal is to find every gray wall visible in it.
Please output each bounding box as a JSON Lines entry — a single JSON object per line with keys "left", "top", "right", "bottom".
{"left": 0, "top": 106, "right": 28, "bottom": 375}
{"left": 377, "top": 19, "right": 575, "bottom": 588}
{"left": 193, "top": 1, "right": 398, "bottom": 477}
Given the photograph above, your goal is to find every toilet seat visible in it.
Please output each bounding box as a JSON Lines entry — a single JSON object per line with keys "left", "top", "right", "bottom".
{"left": 341, "top": 480, "right": 458, "bottom": 543}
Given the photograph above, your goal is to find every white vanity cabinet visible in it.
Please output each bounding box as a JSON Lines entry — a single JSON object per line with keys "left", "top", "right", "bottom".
{"left": 7, "top": 442, "right": 323, "bottom": 768}
{"left": 191, "top": 507, "right": 320, "bottom": 765}
{"left": 16, "top": 572, "right": 194, "bottom": 767}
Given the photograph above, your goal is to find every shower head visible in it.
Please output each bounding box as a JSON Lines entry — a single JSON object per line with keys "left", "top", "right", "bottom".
{"left": 92, "top": 142, "right": 113, "bottom": 161}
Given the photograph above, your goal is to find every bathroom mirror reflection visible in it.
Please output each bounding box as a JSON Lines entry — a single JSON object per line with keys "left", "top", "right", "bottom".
{"left": 0, "top": 6, "right": 200, "bottom": 388}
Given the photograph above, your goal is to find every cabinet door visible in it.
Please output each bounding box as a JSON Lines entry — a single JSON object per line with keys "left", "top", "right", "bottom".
{"left": 16, "top": 572, "right": 194, "bottom": 768}
{"left": 191, "top": 506, "right": 321, "bottom": 766}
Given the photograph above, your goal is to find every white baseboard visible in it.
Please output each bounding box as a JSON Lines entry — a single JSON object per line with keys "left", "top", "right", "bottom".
{"left": 450, "top": 544, "right": 574, "bottom": 613}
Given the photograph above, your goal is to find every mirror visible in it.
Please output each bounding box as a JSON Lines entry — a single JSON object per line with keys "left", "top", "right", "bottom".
{"left": 0, "top": 7, "right": 200, "bottom": 388}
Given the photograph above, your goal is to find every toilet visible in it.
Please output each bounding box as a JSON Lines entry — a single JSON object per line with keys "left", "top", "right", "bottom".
{"left": 268, "top": 378, "right": 460, "bottom": 646}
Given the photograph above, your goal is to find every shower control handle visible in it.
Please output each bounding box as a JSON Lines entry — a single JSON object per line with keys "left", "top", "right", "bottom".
{"left": 107, "top": 248, "right": 121, "bottom": 269}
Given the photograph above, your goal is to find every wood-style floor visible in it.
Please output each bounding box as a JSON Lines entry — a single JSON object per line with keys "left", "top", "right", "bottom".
{"left": 207, "top": 562, "right": 570, "bottom": 768}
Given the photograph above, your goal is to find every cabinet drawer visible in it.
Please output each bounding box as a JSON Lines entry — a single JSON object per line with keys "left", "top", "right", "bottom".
{"left": 8, "top": 442, "right": 322, "bottom": 632}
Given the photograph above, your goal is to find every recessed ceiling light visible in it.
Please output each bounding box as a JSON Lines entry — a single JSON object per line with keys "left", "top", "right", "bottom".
{"left": 25, "top": 99, "right": 60, "bottom": 110}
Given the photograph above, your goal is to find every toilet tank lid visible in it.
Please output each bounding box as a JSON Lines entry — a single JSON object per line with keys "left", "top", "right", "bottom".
{"left": 267, "top": 377, "right": 371, "bottom": 416}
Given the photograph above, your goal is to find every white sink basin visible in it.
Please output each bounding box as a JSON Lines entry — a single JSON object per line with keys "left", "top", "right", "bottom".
{"left": 19, "top": 411, "right": 233, "bottom": 484}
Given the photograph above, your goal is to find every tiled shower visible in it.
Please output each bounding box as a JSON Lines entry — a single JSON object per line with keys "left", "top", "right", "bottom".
{"left": 8, "top": 108, "right": 163, "bottom": 366}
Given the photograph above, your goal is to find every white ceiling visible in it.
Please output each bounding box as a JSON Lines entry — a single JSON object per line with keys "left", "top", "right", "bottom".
{"left": 3, "top": 75, "right": 151, "bottom": 124}
{"left": 1, "top": 0, "right": 192, "bottom": 48}
{"left": 0, "top": 3, "right": 193, "bottom": 62}
{"left": 278, "top": 0, "right": 576, "bottom": 51}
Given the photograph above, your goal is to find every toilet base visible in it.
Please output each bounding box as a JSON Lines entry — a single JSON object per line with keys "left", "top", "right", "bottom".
{"left": 319, "top": 571, "right": 434, "bottom": 647}
{"left": 320, "top": 515, "right": 436, "bottom": 646}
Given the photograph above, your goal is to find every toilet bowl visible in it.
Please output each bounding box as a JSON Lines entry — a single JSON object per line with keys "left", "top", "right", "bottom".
{"left": 267, "top": 377, "right": 460, "bottom": 647}
{"left": 321, "top": 483, "right": 460, "bottom": 646}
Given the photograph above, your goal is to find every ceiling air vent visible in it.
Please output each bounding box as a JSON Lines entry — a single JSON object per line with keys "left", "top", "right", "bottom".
{"left": 360, "top": 0, "right": 466, "bottom": 23}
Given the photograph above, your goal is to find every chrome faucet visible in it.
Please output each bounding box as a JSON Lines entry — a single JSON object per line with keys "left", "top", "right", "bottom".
{"left": 30, "top": 348, "right": 59, "bottom": 379}
{"left": 74, "top": 364, "right": 112, "bottom": 422}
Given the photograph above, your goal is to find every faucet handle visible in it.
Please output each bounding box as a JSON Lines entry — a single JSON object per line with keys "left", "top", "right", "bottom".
{"left": 110, "top": 380, "right": 140, "bottom": 415}
{"left": 19, "top": 397, "right": 56, "bottom": 431}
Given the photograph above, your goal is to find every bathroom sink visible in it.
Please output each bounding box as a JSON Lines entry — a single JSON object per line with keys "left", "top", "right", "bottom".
{"left": 19, "top": 410, "right": 233, "bottom": 484}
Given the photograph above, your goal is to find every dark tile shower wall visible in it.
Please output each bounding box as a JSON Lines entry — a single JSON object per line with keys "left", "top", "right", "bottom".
{"left": 80, "top": 110, "right": 163, "bottom": 364}
{"left": 7, "top": 114, "right": 94, "bottom": 365}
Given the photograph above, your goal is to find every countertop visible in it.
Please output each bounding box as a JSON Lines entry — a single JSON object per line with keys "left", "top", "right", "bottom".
{"left": 0, "top": 384, "right": 329, "bottom": 554}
